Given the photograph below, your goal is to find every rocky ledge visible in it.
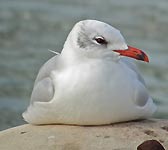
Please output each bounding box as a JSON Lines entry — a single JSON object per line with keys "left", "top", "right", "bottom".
{"left": 0, "top": 119, "right": 167, "bottom": 150}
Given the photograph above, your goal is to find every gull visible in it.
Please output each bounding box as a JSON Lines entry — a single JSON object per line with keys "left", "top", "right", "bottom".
{"left": 23, "top": 20, "right": 156, "bottom": 125}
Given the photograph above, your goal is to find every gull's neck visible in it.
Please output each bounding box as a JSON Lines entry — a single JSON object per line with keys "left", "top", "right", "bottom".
{"left": 60, "top": 42, "right": 86, "bottom": 66}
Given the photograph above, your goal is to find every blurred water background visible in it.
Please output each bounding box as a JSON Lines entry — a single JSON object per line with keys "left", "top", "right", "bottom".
{"left": 0, "top": 0, "right": 168, "bottom": 130}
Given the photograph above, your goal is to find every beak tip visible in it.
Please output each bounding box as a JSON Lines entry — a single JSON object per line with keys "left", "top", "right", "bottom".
{"left": 144, "top": 56, "right": 149, "bottom": 63}
{"left": 146, "top": 59, "right": 149, "bottom": 63}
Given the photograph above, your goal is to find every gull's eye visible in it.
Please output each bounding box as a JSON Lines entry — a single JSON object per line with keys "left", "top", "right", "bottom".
{"left": 94, "top": 36, "right": 107, "bottom": 45}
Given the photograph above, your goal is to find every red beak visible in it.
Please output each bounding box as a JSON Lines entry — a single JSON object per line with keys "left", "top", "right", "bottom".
{"left": 113, "top": 46, "right": 149, "bottom": 62}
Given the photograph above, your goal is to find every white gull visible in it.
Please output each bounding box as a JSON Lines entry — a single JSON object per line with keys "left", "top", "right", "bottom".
{"left": 23, "top": 20, "right": 156, "bottom": 125}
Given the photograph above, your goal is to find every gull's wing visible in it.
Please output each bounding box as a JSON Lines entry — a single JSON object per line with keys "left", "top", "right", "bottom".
{"left": 121, "top": 58, "right": 156, "bottom": 114}
{"left": 121, "top": 58, "right": 153, "bottom": 108}
{"left": 34, "top": 55, "right": 59, "bottom": 85}
{"left": 30, "top": 55, "right": 60, "bottom": 104}
{"left": 121, "top": 57, "right": 146, "bottom": 86}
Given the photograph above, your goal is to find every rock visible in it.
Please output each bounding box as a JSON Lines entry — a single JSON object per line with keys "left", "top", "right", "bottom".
{"left": 0, "top": 119, "right": 167, "bottom": 150}
{"left": 137, "top": 140, "right": 165, "bottom": 150}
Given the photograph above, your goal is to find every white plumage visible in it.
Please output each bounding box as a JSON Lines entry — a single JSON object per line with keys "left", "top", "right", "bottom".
{"left": 23, "top": 20, "right": 156, "bottom": 125}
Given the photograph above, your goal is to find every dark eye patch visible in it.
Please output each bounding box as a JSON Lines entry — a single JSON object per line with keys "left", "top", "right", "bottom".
{"left": 77, "top": 24, "right": 92, "bottom": 48}
{"left": 77, "top": 23, "right": 108, "bottom": 49}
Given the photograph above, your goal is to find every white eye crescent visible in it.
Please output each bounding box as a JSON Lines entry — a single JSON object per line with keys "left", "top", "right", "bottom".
{"left": 94, "top": 36, "right": 107, "bottom": 45}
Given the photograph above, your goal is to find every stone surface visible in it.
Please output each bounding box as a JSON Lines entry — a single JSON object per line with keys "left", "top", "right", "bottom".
{"left": 0, "top": 119, "right": 167, "bottom": 150}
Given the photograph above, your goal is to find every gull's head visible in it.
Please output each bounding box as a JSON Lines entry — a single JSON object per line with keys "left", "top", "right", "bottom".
{"left": 63, "top": 20, "right": 149, "bottom": 62}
